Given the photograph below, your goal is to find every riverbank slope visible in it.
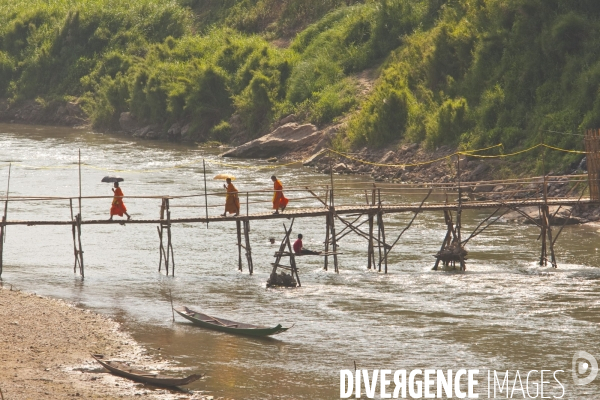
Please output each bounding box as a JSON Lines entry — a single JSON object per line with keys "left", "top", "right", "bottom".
{"left": 0, "top": 286, "right": 210, "bottom": 399}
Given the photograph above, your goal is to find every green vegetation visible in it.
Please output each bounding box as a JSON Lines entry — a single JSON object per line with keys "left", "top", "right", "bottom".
{"left": 0, "top": 0, "right": 599, "bottom": 171}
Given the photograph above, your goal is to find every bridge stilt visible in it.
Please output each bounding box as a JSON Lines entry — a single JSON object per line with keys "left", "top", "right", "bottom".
{"left": 236, "top": 220, "right": 242, "bottom": 271}
{"left": 267, "top": 220, "right": 299, "bottom": 287}
{"left": 157, "top": 198, "right": 175, "bottom": 276}
{"left": 433, "top": 210, "right": 467, "bottom": 271}
{"left": 243, "top": 219, "right": 253, "bottom": 274}
{"left": 367, "top": 212, "right": 374, "bottom": 270}
{"left": 324, "top": 214, "right": 330, "bottom": 271}
{"left": 75, "top": 213, "right": 84, "bottom": 277}
{"left": 539, "top": 205, "right": 557, "bottom": 268}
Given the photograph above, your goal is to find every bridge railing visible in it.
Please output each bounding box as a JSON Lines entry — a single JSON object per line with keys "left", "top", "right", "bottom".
{"left": 0, "top": 173, "right": 590, "bottom": 223}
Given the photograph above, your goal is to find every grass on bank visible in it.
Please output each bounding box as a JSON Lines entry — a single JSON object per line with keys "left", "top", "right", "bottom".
{"left": 0, "top": 0, "right": 598, "bottom": 173}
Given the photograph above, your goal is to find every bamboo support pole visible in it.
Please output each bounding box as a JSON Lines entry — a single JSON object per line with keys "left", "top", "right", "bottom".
{"left": 334, "top": 214, "right": 365, "bottom": 241}
{"left": 70, "top": 199, "right": 80, "bottom": 273}
{"left": 324, "top": 213, "right": 330, "bottom": 271}
{"left": 367, "top": 213, "right": 374, "bottom": 270}
{"left": 157, "top": 226, "right": 166, "bottom": 272}
{"left": 0, "top": 164, "right": 11, "bottom": 276}
{"left": 236, "top": 220, "right": 243, "bottom": 271}
{"left": 78, "top": 149, "right": 82, "bottom": 216}
{"left": 380, "top": 214, "right": 387, "bottom": 273}
{"left": 376, "top": 188, "right": 382, "bottom": 272}
{"left": 330, "top": 219, "right": 339, "bottom": 272}
{"left": 0, "top": 165, "right": 9, "bottom": 277}
{"left": 243, "top": 219, "right": 253, "bottom": 274}
{"left": 272, "top": 220, "right": 295, "bottom": 275}
{"left": 76, "top": 213, "right": 84, "bottom": 277}
{"left": 284, "top": 227, "right": 301, "bottom": 286}
{"left": 386, "top": 189, "right": 433, "bottom": 255}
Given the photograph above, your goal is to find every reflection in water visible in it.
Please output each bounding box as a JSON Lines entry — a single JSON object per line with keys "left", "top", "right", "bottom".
{"left": 0, "top": 123, "right": 599, "bottom": 398}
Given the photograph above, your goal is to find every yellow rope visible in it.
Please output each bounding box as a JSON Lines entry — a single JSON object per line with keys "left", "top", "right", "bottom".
{"left": 542, "top": 143, "right": 587, "bottom": 154}
{"left": 0, "top": 142, "right": 586, "bottom": 173}
{"left": 327, "top": 143, "right": 504, "bottom": 168}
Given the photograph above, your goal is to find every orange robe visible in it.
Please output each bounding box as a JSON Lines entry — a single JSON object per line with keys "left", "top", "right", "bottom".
{"left": 225, "top": 183, "right": 240, "bottom": 214}
{"left": 110, "top": 187, "right": 127, "bottom": 217}
{"left": 272, "top": 179, "right": 289, "bottom": 210}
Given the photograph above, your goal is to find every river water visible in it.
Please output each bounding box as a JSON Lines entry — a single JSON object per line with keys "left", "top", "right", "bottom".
{"left": 1, "top": 123, "right": 599, "bottom": 399}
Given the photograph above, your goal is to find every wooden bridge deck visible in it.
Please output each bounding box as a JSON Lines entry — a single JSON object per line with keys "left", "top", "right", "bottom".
{"left": 5, "top": 196, "right": 593, "bottom": 226}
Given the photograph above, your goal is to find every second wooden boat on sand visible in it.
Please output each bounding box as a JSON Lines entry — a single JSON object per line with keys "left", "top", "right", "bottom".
{"left": 92, "top": 354, "right": 202, "bottom": 387}
{"left": 174, "top": 306, "right": 291, "bottom": 337}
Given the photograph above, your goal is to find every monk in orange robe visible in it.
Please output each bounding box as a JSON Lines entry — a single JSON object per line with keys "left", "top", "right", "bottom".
{"left": 222, "top": 178, "right": 240, "bottom": 216}
{"left": 109, "top": 182, "right": 131, "bottom": 220}
{"left": 271, "top": 175, "right": 288, "bottom": 214}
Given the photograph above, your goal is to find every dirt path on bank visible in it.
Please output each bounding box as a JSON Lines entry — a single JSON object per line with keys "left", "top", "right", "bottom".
{"left": 0, "top": 286, "right": 212, "bottom": 400}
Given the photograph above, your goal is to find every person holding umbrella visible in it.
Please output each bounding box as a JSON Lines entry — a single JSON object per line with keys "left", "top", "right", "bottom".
{"left": 222, "top": 177, "right": 240, "bottom": 217}
{"left": 109, "top": 181, "right": 131, "bottom": 221}
{"left": 271, "top": 175, "right": 288, "bottom": 214}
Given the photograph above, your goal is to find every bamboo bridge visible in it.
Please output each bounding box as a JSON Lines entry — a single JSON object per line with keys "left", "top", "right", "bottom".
{"left": 1, "top": 130, "right": 600, "bottom": 286}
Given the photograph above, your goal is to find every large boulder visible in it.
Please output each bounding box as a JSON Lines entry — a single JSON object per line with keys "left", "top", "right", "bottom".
{"left": 220, "top": 123, "right": 321, "bottom": 158}
{"left": 119, "top": 112, "right": 141, "bottom": 133}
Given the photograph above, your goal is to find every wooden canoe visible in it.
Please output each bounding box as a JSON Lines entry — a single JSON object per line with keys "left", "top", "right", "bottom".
{"left": 92, "top": 355, "right": 201, "bottom": 387}
{"left": 174, "top": 306, "right": 290, "bottom": 337}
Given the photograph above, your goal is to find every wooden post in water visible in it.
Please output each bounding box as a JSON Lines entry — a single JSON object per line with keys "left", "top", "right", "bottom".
{"left": 0, "top": 163, "right": 11, "bottom": 277}
{"left": 376, "top": 188, "right": 383, "bottom": 272}
{"left": 236, "top": 219, "right": 243, "bottom": 271}
{"left": 69, "top": 199, "right": 81, "bottom": 274}
{"left": 283, "top": 226, "right": 301, "bottom": 286}
{"left": 157, "top": 198, "right": 166, "bottom": 273}
{"left": 166, "top": 199, "right": 174, "bottom": 275}
{"left": 456, "top": 155, "right": 465, "bottom": 271}
{"left": 78, "top": 149, "right": 82, "bottom": 216}
{"left": 324, "top": 213, "right": 330, "bottom": 271}
{"left": 367, "top": 212, "right": 374, "bottom": 270}
{"left": 329, "top": 188, "right": 339, "bottom": 273}
{"left": 243, "top": 219, "right": 253, "bottom": 274}
{"left": 75, "top": 213, "right": 84, "bottom": 277}
{"left": 157, "top": 198, "right": 175, "bottom": 275}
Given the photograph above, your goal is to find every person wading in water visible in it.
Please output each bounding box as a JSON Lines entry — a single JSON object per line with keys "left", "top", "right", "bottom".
{"left": 293, "top": 234, "right": 321, "bottom": 255}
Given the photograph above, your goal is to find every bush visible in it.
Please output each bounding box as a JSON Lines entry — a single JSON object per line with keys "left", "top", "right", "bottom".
{"left": 348, "top": 84, "right": 412, "bottom": 147}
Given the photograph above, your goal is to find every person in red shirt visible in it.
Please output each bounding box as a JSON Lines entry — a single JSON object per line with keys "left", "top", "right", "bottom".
{"left": 293, "top": 234, "right": 321, "bottom": 255}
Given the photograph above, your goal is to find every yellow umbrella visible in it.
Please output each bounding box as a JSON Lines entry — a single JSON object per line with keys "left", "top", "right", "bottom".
{"left": 214, "top": 173, "right": 236, "bottom": 180}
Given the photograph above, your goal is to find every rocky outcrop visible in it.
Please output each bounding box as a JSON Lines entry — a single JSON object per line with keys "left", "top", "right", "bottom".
{"left": 0, "top": 99, "right": 87, "bottom": 126}
{"left": 220, "top": 122, "right": 323, "bottom": 158}
{"left": 119, "top": 112, "right": 141, "bottom": 133}
{"left": 119, "top": 112, "right": 166, "bottom": 140}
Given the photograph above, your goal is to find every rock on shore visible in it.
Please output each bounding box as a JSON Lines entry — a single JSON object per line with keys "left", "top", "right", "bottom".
{"left": 220, "top": 122, "right": 326, "bottom": 159}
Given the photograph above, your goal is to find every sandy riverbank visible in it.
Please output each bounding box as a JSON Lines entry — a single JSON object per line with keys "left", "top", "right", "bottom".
{"left": 0, "top": 286, "right": 213, "bottom": 399}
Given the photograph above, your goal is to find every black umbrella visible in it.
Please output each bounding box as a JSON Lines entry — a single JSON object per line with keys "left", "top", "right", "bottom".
{"left": 101, "top": 176, "right": 124, "bottom": 183}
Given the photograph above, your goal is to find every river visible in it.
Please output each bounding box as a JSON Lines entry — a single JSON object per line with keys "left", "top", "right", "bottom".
{"left": 0, "top": 123, "right": 599, "bottom": 399}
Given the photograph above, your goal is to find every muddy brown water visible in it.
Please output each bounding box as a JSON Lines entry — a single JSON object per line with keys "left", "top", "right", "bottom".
{"left": 1, "top": 123, "right": 600, "bottom": 399}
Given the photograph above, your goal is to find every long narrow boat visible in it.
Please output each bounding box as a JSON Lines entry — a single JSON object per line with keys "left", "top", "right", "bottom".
{"left": 174, "top": 306, "right": 290, "bottom": 337}
{"left": 92, "top": 355, "right": 202, "bottom": 387}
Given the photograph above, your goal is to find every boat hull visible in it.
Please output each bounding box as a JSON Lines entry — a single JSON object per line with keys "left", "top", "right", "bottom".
{"left": 92, "top": 355, "right": 201, "bottom": 387}
{"left": 174, "top": 306, "right": 289, "bottom": 337}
